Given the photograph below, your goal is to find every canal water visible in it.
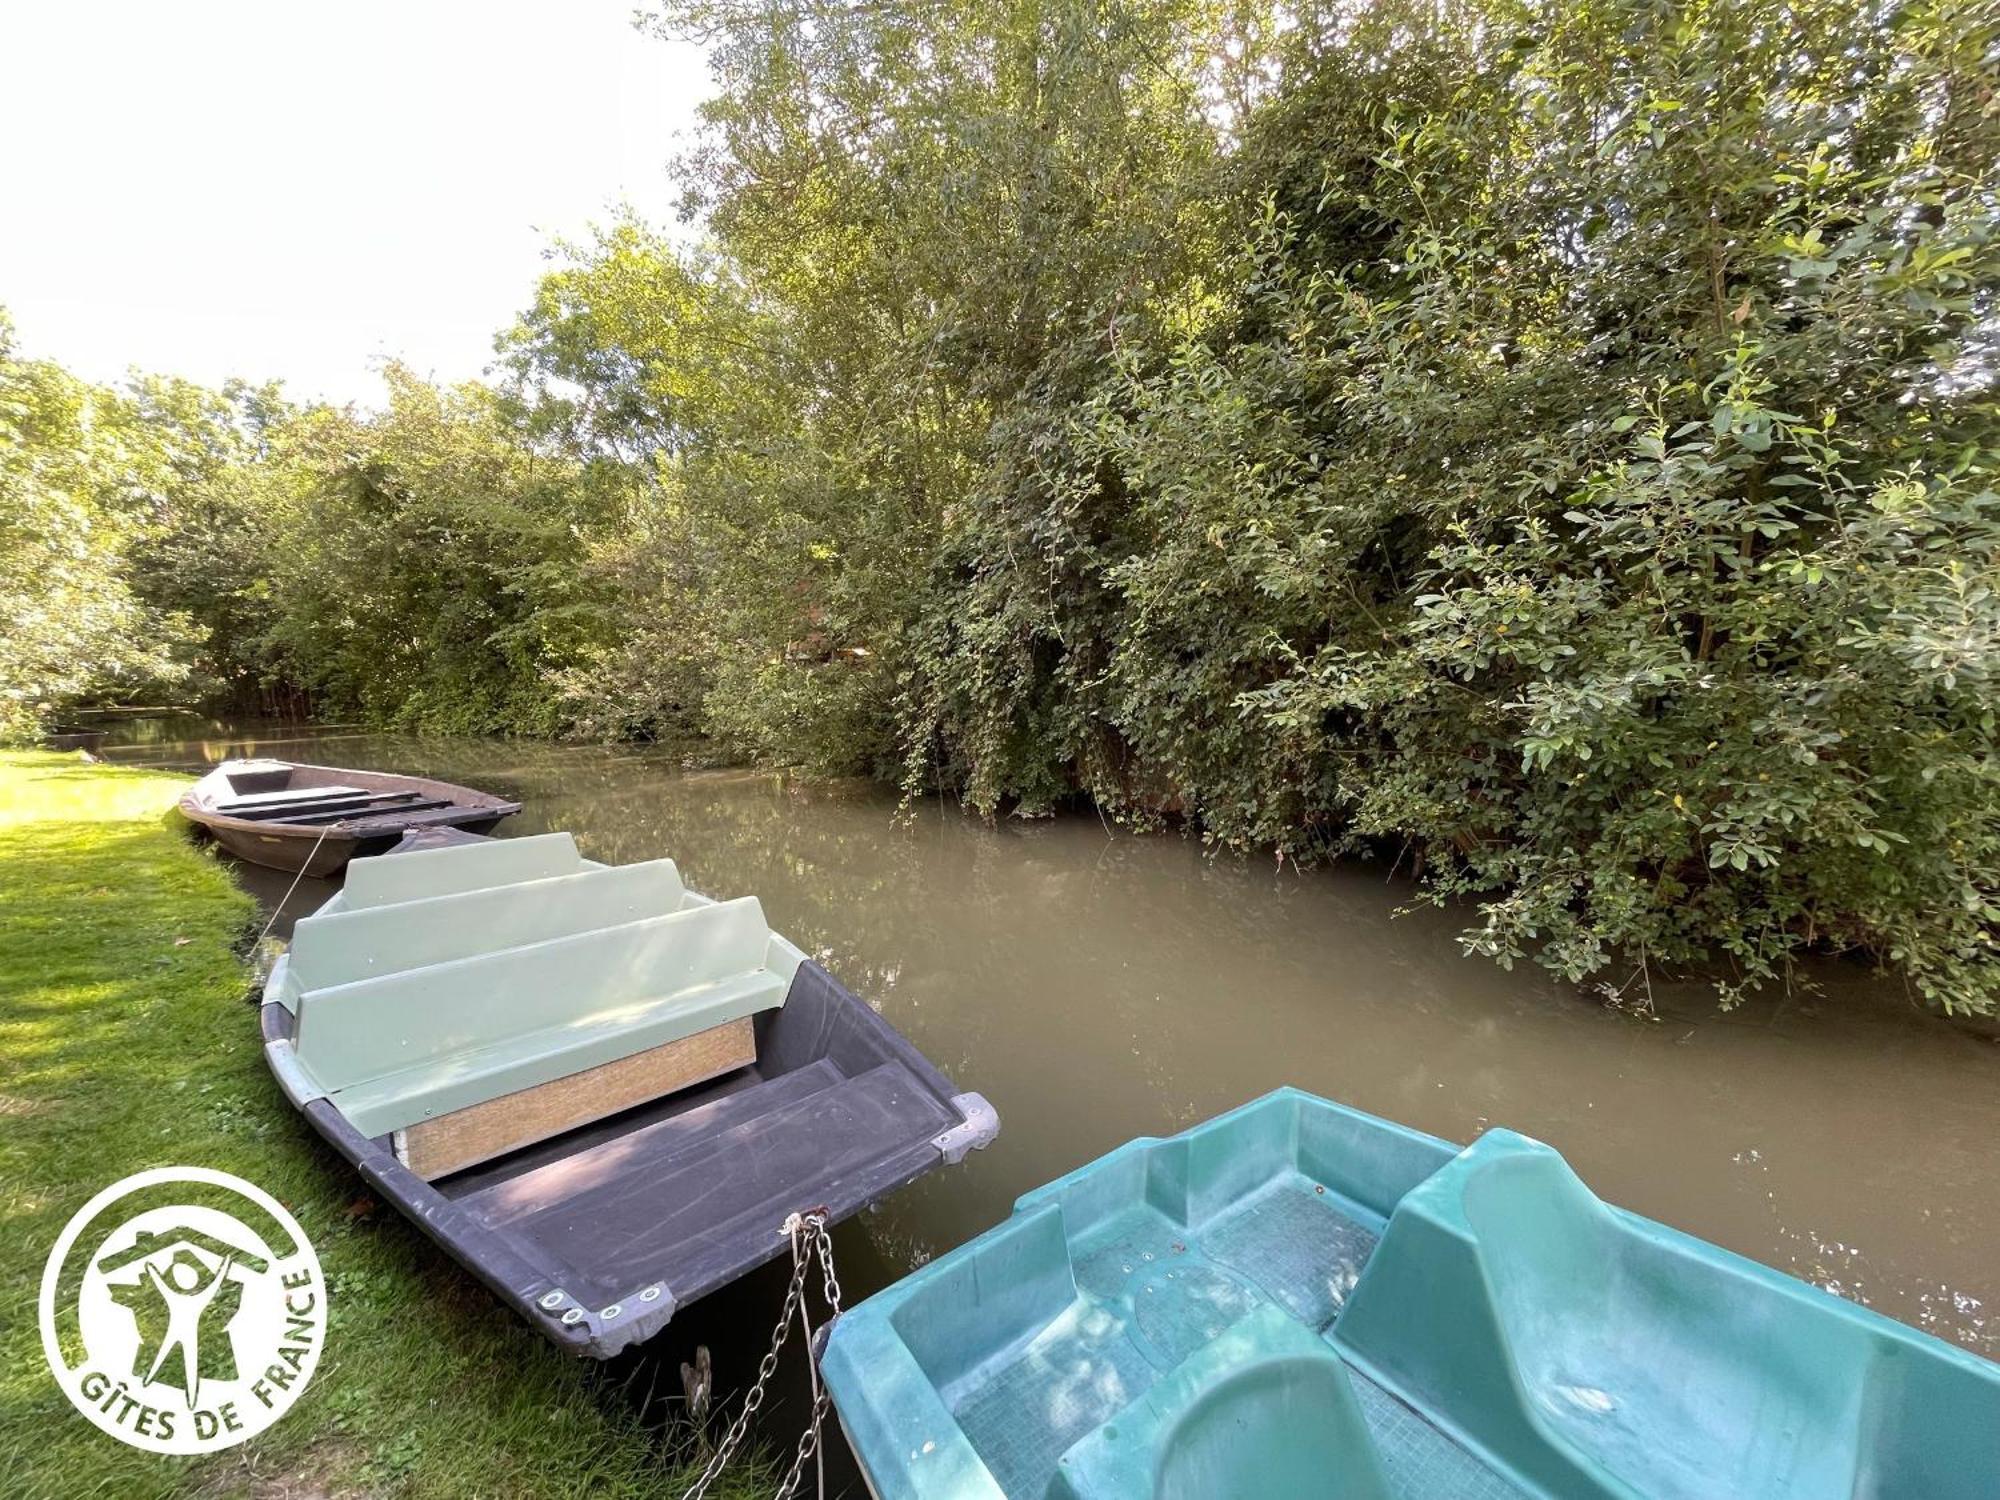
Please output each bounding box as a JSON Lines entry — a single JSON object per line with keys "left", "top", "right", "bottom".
{"left": 102, "top": 716, "right": 1999, "bottom": 1486}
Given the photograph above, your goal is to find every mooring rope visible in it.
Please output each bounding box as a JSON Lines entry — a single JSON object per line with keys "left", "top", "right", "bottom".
{"left": 252, "top": 819, "right": 336, "bottom": 950}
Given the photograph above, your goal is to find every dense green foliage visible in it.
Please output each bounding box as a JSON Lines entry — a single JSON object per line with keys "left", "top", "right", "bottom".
{"left": 0, "top": 314, "right": 216, "bottom": 738}
{"left": 4, "top": 0, "right": 1996, "bottom": 1011}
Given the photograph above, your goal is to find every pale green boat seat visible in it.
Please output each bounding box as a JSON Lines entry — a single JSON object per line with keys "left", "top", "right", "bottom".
{"left": 340, "top": 830, "right": 586, "bottom": 910}
{"left": 268, "top": 858, "right": 697, "bottom": 1010}
{"left": 1333, "top": 1129, "right": 2000, "bottom": 1500}
{"left": 291, "top": 895, "right": 786, "bottom": 1138}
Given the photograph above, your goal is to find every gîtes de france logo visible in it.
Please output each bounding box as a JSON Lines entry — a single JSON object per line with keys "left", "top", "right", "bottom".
{"left": 39, "top": 1166, "right": 325, "bottom": 1454}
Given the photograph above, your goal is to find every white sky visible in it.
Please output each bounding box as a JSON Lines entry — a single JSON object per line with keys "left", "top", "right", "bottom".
{"left": 0, "top": 2, "right": 709, "bottom": 406}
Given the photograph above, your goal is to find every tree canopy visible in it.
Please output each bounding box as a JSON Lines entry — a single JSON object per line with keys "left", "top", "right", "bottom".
{"left": 5, "top": 0, "right": 1996, "bottom": 1012}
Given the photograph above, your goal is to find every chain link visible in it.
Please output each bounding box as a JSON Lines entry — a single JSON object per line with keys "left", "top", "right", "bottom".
{"left": 680, "top": 1211, "right": 844, "bottom": 1500}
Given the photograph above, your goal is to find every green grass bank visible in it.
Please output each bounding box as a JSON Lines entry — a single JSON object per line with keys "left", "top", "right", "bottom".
{"left": 0, "top": 751, "right": 758, "bottom": 1499}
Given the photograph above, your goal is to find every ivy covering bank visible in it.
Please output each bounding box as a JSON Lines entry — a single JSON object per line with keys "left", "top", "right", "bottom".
{"left": 3, "top": 0, "right": 1996, "bottom": 1012}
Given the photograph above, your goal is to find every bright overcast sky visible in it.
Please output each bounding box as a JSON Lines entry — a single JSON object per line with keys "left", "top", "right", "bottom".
{"left": 0, "top": 1, "right": 708, "bottom": 406}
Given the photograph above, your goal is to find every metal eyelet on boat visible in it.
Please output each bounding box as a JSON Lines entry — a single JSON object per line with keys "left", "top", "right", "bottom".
{"left": 561, "top": 1308, "right": 585, "bottom": 1325}
{"left": 540, "top": 1290, "right": 566, "bottom": 1310}
{"left": 601, "top": 1304, "right": 622, "bottom": 1319}
{"left": 639, "top": 1287, "right": 662, "bottom": 1303}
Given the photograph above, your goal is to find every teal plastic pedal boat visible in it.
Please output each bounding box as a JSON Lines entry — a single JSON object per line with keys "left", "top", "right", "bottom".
{"left": 821, "top": 1089, "right": 2000, "bottom": 1499}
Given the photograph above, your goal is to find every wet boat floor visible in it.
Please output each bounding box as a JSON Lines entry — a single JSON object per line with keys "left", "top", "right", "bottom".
{"left": 941, "top": 1171, "right": 1532, "bottom": 1500}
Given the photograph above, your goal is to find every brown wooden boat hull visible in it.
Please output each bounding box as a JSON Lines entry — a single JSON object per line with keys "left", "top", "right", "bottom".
{"left": 201, "top": 810, "right": 515, "bottom": 876}
{"left": 180, "top": 759, "right": 521, "bottom": 876}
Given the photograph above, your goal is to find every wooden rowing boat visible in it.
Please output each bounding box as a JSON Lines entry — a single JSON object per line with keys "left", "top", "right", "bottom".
{"left": 178, "top": 758, "right": 521, "bottom": 876}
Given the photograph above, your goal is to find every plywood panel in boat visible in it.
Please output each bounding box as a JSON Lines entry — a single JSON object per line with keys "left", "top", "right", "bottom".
{"left": 394, "top": 1016, "right": 756, "bottom": 1180}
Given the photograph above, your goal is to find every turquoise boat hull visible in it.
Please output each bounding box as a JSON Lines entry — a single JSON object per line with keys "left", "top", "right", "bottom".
{"left": 822, "top": 1088, "right": 2000, "bottom": 1499}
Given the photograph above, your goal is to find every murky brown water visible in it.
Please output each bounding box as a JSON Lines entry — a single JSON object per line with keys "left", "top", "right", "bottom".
{"left": 99, "top": 715, "right": 1999, "bottom": 1477}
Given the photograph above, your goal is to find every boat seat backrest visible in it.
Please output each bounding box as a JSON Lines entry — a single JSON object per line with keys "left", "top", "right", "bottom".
{"left": 342, "top": 831, "right": 581, "bottom": 909}
{"left": 285, "top": 859, "right": 688, "bottom": 995}
{"left": 294, "top": 895, "right": 775, "bottom": 1097}
{"left": 1336, "top": 1133, "right": 1874, "bottom": 1499}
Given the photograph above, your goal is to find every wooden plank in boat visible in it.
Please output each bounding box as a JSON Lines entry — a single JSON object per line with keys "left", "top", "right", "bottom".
{"left": 262, "top": 796, "right": 453, "bottom": 826}
{"left": 392, "top": 1016, "right": 756, "bottom": 1181}
{"left": 222, "top": 793, "right": 402, "bottom": 819}
{"left": 217, "top": 783, "right": 368, "bottom": 809}
{"left": 332, "top": 804, "right": 511, "bottom": 836}
{"left": 222, "top": 789, "right": 421, "bottom": 819}
{"left": 228, "top": 799, "right": 420, "bottom": 823}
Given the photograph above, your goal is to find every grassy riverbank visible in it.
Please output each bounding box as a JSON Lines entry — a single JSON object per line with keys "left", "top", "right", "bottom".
{"left": 0, "top": 751, "right": 757, "bottom": 1499}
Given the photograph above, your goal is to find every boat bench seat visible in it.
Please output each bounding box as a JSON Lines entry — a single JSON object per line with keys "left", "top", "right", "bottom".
{"left": 291, "top": 894, "right": 787, "bottom": 1145}
{"left": 341, "top": 830, "right": 588, "bottom": 909}
{"left": 217, "top": 788, "right": 422, "bottom": 819}
{"left": 261, "top": 795, "right": 452, "bottom": 826}
{"left": 273, "top": 859, "right": 696, "bottom": 1008}
{"left": 1333, "top": 1131, "right": 2000, "bottom": 1499}
{"left": 214, "top": 783, "right": 369, "bottom": 812}
{"left": 221, "top": 759, "right": 296, "bottom": 795}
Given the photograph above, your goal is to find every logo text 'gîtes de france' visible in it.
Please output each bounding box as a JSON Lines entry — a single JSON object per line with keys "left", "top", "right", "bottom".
{"left": 39, "top": 1166, "right": 326, "bottom": 1454}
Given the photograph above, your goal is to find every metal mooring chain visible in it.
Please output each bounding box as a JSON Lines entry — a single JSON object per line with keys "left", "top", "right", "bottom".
{"left": 680, "top": 1211, "right": 844, "bottom": 1500}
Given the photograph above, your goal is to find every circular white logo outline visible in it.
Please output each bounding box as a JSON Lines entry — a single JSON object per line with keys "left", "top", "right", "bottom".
{"left": 39, "top": 1165, "right": 326, "bottom": 1454}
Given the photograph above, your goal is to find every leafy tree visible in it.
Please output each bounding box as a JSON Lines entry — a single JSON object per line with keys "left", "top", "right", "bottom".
{"left": 10, "top": 0, "right": 1996, "bottom": 1013}
{"left": 115, "top": 373, "right": 297, "bottom": 708}
{"left": 250, "top": 366, "right": 618, "bottom": 735}
{"left": 912, "top": 0, "right": 2000, "bottom": 1010}
{"left": 0, "top": 312, "right": 202, "bottom": 739}
{"left": 594, "top": 0, "right": 1246, "bottom": 770}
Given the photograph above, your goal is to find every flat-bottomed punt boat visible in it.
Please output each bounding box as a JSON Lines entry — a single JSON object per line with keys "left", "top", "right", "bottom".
{"left": 180, "top": 758, "right": 521, "bottom": 876}
{"left": 260, "top": 831, "right": 997, "bottom": 1356}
